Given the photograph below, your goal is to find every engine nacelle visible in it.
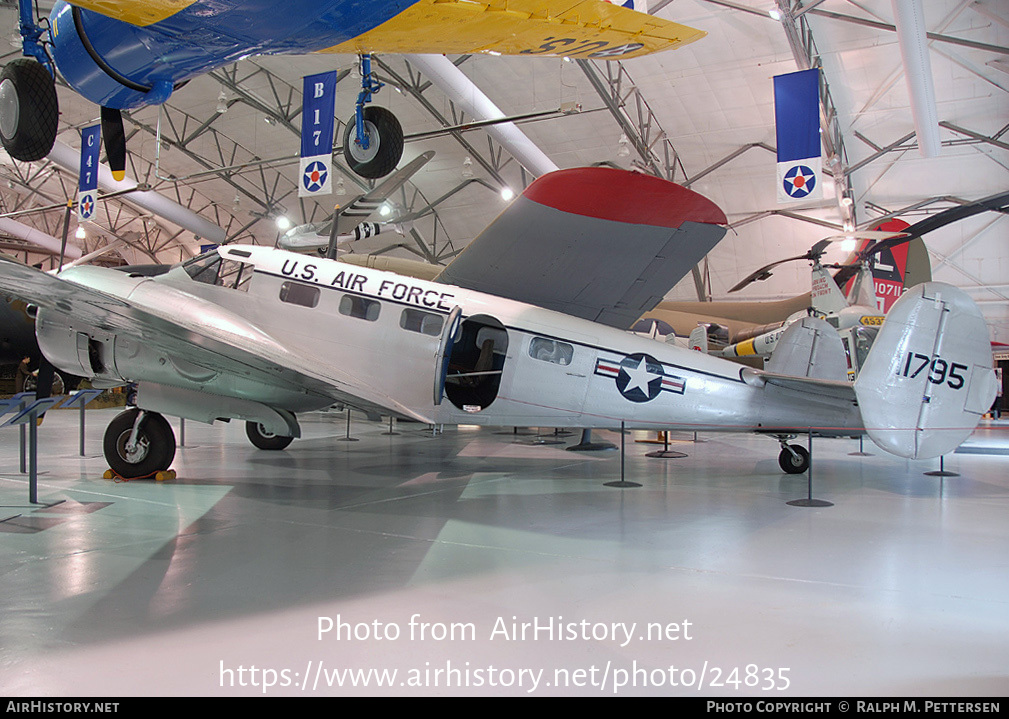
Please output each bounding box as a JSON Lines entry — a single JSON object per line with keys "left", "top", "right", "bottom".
{"left": 34, "top": 309, "right": 122, "bottom": 386}
{"left": 35, "top": 305, "right": 227, "bottom": 390}
{"left": 49, "top": 2, "right": 180, "bottom": 110}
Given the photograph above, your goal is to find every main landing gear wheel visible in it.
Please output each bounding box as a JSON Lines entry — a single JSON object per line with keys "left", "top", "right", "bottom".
{"left": 778, "top": 444, "right": 810, "bottom": 474}
{"left": 245, "top": 421, "right": 294, "bottom": 450}
{"left": 342, "top": 106, "right": 403, "bottom": 179}
{"left": 103, "top": 408, "right": 176, "bottom": 479}
{"left": 0, "top": 58, "right": 58, "bottom": 162}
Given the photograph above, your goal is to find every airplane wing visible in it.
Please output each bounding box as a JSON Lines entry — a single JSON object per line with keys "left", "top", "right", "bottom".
{"left": 0, "top": 254, "right": 435, "bottom": 424}
{"left": 435, "top": 167, "right": 727, "bottom": 329}
{"left": 70, "top": 0, "right": 705, "bottom": 59}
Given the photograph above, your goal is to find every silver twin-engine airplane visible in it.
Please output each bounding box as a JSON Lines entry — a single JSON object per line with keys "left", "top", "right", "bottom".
{"left": 0, "top": 168, "right": 997, "bottom": 479}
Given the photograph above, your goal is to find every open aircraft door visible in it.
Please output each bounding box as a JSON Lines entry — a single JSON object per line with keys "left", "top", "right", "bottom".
{"left": 434, "top": 306, "right": 462, "bottom": 405}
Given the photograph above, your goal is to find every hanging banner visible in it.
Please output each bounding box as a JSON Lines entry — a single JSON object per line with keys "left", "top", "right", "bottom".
{"left": 774, "top": 68, "right": 822, "bottom": 203}
{"left": 78, "top": 124, "right": 101, "bottom": 221}
{"left": 298, "top": 70, "right": 337, "bottom": 198}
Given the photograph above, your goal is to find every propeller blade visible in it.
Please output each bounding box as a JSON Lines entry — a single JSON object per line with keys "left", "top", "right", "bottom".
{"left": 34, "top": 357, "right": 55, "bottom": 401}
{"left": 101, "top": 107, "right": 127, "bottom": 182}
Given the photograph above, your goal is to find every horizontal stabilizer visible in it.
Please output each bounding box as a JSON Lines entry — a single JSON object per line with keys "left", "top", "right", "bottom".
{"left": 854, "top": 283, "right": 997, "bottom": 459}
{"left": 765, "top": 316, "right": 848, "bottom": 381}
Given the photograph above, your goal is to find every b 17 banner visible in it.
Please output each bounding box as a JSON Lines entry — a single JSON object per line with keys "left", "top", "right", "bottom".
{"left": 78, "top": 124, "right": 101, "bottom": 221}
{"left": 299, "top": 70, "right": 337, "bottom": 198}
{"left": 774, "top": 68, "right": 822, "bottom": 203}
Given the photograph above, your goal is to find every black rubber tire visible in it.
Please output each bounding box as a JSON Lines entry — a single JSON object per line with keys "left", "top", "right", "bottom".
{"left": 245, "top": 421, "right": 294, "bottom": 450}
{"left": 104, "top": 409, "right": 176, "bottom": 478}
{"left": 342, "top": 106, "right": 403, "bottom": 179}
{"left": 0, "top": 58, "right": 58, "bottom": 162}
{"left": 778, "top": 444, "right": 810, "bottom": 474}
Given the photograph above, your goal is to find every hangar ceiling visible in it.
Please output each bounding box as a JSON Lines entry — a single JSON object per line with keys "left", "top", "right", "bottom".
{"left": 1, "top": 0, "right": 1006, "bottom": 341}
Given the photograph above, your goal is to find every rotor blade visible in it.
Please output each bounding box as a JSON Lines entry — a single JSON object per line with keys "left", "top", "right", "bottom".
{"left": 861, "top": 190, "right": 1009, "bottom": 259}
{"left": 101, "top": 107, "right": 127, "bottom": 182}
{"left": 833, "top": 190, "right": 1009, "bottom": 287}
{"left": 728, "top": 254, "right": 810, "bottom": 293}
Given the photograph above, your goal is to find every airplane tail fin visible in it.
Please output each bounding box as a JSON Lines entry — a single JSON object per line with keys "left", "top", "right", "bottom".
{"left": 854, "top": 283, "right": 996, "bottom": 459}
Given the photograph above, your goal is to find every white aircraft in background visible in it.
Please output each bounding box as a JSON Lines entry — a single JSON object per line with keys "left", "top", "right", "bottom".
{"left": 0, "top": 169, "right": 997, "bottom": 479}
{"left": 690, "top": 233, "right": 903, "bottom": 382}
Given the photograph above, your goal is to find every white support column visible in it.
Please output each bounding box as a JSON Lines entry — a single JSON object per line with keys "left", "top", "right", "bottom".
{"left": 406, "top": 54, "right": 559, "bottom": 178}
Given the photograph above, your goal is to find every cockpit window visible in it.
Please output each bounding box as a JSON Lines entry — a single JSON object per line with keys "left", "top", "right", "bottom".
{"left": 182, "top": 252, "right": 252, "bottom": 292}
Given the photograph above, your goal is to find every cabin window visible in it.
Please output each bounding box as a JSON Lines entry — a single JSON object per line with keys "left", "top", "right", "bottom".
{"left": 529, "top": 337, "right": 573, "bottom": 366}
{"left": 400, "top": 308, "right": 444, "bottom": 336}
{"left": 339, "top": 294, "right": 380, "bottom": 321}
{"left": 279, "top": 281, "right": 320, "bottom": 308}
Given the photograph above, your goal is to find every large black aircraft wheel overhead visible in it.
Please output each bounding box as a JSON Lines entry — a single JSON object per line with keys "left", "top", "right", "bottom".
{"left": 104, "top": 409, "right": 176, "bottom": 479}
{"left": 0, "top": 58, "right": 58, "bottom": 162}
{"left": 342, "top": 106, "right": 403, "bottom": 179}
{"left": 778, "top": 444, "right": 810, "bottom": 474}
{"left": 245, "top": 421, "right": 295, "bottom": 450}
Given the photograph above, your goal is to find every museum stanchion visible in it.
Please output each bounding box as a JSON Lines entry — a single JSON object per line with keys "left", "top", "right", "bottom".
{"left": 787, "top": 431, "right": 833, "bottom": 508}
{"left": 1, "top": 395, "right": 65, "bottom": 511}
{"left": 848, "top": 435, "right": 873, "bottom": 457}
{"left": 59, "top": 388, "right": 104, "bottom": 456}
{"left": 499, "top": 427, "right": 534, "bottom": 437}
{"left": 382, "top": 416, "right": 399, "bottom": 435}
{"left": 924, "top": 454, "right": 958, "bottom": 477}
{"left": 338, "top": 409, "right": 359, "bottom": 442}
{"left": 604, "top": 421, "right": 641, "bottom": 488}
{"left": 566, "top": 428, "right": 617, "bottom": 452}
{"left": 520, "top": 427, "right": 565, "bottom": 446}
{"left": 645, "top": 430, "right": 688, "bottom": 459}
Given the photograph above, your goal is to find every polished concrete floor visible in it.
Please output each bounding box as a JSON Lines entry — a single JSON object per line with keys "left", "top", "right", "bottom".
{"left": 2, "top": 407, "right": 1008, "bottom": 697}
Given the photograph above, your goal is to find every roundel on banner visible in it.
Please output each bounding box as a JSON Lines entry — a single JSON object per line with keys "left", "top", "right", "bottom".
{"left": 303, "top": 161, "right": 328, "bottom": 192}
{"left": 783, "top": 165, "right": 816, "bottom": 199}
{"left": 79, "top": 193, "right": 95, "bottom": 219}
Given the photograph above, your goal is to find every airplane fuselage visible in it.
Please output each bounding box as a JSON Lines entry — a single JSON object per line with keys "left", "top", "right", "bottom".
{"left": 37, "top": 246, "right": 864, "bottom": 439}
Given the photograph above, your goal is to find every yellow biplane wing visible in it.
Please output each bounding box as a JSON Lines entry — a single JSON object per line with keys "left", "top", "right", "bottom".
{"left": 322, "top": 0, "right": 706, "bottom": 58}
{"left": 67, "top": 0, "right": 705, "bottom": 58}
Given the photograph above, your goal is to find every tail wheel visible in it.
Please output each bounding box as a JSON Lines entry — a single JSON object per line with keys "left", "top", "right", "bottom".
{"left": 103, "top": 409, "right": 176, "bottom": 478}
{"left": 0, "top": 58, "right": 58, "bottom": 162}
{"left": 245, "top": 421, "right": 294, "bottom": 450}
{"left": 778, "top": 444, "right": 810, "bottom": 474}
{"left": 342, "top": 106, "right": 403, "bottom": 179}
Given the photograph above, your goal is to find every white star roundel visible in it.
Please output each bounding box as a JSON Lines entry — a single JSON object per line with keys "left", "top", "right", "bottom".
{"left": 782, "top": 164, "right": 817, "bottom": 199}
{"left": 594, "top": 353, "right": 687, "bottom": 402}
{"left": 78, "top": 192, "right": 95, "bottom": 220}
{"left": 303, "top": 161, "right": 328, "bottom": 192}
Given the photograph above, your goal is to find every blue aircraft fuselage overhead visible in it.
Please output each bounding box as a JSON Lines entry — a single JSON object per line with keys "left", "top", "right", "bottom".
{"left": 4, "top": 0, "right": 705, "bottom": 179}
{"left": 49, "top": 0, "right": 420, "bottom": 109}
